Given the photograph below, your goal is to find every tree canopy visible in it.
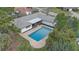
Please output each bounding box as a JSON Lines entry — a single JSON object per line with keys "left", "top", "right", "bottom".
{"left": 0, "top": 8, "right": 20, "bottom": 50}
{"left": 46, "top": 13, "right": 79, "bottom": 51}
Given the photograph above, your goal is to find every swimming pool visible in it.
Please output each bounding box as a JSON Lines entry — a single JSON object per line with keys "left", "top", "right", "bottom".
{"left": 29, "top": 26, "right": 52, "bottom": 41}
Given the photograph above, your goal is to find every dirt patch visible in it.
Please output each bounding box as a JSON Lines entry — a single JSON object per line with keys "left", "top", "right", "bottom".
{"left": 6, "top": 33, "right": 21, "bottom": 51}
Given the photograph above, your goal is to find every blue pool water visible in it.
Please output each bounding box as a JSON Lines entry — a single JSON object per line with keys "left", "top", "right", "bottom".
{"left": 29, "top": 27, "right": 52, "bottom": 41}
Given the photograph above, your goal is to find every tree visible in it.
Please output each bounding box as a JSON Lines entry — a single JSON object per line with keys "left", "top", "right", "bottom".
{"left": 68, "top": 16, "right": 79, "bottom": 38}
{"left": 0, "top": 33, "right": 12, "bottom": 50}
{"left": 46, "top": 26, "right": 78, "bottom": 51}
{"left": 0, "top": 8, "right": 20, "bottom": 34}
{"left": 72, "top": 17, "right": 79, "bottom": 37}
{"left": 55, "top": 13, "right": 68, "bottom": 29}
{"left": 0, "top": 7, "right": 14, "bottom": 15}
{"left": 0, "top": 8, "right": 20, "bottom": 50}
{"left": 46, "top": 13, "right": 78, "bottom": 51}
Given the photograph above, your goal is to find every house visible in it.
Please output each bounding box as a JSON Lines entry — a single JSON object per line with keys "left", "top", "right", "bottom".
{"left": 14, "top": 7, "right": 53, "bottom": 15}
{"left": 33, "top": 7, "right": 53, "bottom": 15}
{"left": 62, "top": 7, "right": 79, "bottom": 11}
{"left": 14, "top": 7, "right": 32, "bottom": 15}
{"left": 13, "top": 12, "right": 56, "bottom": 33}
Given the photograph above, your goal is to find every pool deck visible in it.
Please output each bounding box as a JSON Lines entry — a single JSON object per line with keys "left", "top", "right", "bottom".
{"left": 19, "top": 25, "right": 48, "bottom": 48}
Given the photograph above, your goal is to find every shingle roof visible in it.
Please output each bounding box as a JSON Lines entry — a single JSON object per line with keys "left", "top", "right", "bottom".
{"left": 13, "top": 12, "right": 55, "bottom": 29}
{"left": 13, "top": 19, "right": 31, "bottom": 29}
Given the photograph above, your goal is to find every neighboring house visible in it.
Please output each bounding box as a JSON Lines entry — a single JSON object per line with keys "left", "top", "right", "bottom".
{"left": 13, "top": 12, "right": 56, "bottom": 33}
{"left": 14, "top": 7, "right": 53, "bottom": 16}
{"left": 62, "top": 7, "right": 79, "bottom": 11}
{"left": 14, "top": 7, "right": 32, "bottom": 15}
{"left": 34, "top": 7, "right": 52, "bottom": 15}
